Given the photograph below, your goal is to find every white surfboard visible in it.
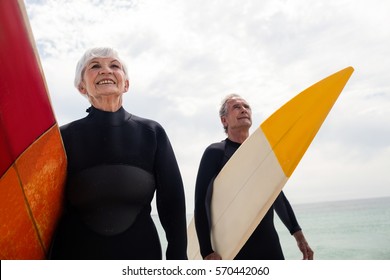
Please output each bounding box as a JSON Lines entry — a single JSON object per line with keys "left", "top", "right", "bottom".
{"left": 187, "top": 67, "right": 354, "bottom": 260}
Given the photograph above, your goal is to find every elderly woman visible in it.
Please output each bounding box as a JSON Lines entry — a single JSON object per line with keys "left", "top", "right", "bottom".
{"left": 49, "top": 47, "right": 187, "bottom": 260}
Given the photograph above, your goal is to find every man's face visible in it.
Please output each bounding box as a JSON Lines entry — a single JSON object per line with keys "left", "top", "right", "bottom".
{"left": 221, "top": 97, "right": 252, "bottom": 132}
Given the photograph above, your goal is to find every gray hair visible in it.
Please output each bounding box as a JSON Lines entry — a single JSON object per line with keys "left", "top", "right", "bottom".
{"left": 219, "top": 93, "right": 243, "bottom": 117}
{"left": 74, "top": 47, "right": 129, "bottom": 91}
{"left": 219, "top": 93, "right": 243, "bottom": 133}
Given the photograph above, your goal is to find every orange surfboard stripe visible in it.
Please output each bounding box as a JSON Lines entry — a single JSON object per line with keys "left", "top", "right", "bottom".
{"left": 0, "top": 125, "right": 66, "bottom": 259}
{"left": 0, "top": 166, "right": 44, "bottom": 259}
{"left": 16, "top": 125, "right": 67, "bottom": 253}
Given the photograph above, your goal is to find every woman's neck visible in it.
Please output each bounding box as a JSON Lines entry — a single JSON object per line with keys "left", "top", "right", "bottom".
{"left": 88, "top": 95, "right": 122, "bottom": 112}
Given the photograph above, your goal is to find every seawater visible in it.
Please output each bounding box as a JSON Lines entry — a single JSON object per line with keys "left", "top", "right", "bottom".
{"left": 276, "top": 196, "right": 390, "bottom": 260}
{"left": 152, "top": 196, "right": 390, "bottom": 260}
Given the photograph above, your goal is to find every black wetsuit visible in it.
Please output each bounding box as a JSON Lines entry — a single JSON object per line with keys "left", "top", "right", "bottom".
{"left": 50, "top": 106, "right": 187, "bottom": 260}
{"left": 194, "top": 139, "right": 301, "bottom": 260}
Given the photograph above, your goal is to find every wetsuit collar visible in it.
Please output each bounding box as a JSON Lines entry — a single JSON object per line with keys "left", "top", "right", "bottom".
{"left": 86, "top": 106, "right": 129, "bottom": 126}
{"left": 225, "top": 138, "right": 242, "bottom": 148}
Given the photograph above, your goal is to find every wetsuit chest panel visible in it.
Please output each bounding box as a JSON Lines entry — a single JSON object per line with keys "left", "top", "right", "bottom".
{"left": 67, "top": 165, "right": 155, "bottom": 236}
{"left": 65, "top": 123, "right": 157, "bottom": 174}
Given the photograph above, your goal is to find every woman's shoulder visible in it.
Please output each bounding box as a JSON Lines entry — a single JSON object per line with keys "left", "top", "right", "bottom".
{"left": 59, "top": 117, "right": 86, "bottom": 134}
{"left": 129, "top": 114, "right": 164, "bottom": 133}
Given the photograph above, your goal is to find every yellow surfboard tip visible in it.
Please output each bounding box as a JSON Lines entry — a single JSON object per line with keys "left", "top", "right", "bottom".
{"left": 261, "top": 67, "right": 354, "bottom": 177}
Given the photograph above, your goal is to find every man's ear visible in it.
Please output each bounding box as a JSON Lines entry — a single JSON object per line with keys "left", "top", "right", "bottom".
{"left": 221, "top": 116, "right": 227, "bottom": 127}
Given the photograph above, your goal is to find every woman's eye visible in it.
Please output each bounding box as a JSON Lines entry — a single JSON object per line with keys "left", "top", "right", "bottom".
{"left": 90, "top": 64, "right": 100, "bottom": 69}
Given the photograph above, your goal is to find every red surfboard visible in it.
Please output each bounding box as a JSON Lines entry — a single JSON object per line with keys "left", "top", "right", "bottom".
{"left": 0, "top": 0, "right": 67, "bottom": 259}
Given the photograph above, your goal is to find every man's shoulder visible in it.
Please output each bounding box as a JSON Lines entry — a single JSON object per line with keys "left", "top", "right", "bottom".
{"left": 204, "top": 140, "right": 226, "bottom": 155}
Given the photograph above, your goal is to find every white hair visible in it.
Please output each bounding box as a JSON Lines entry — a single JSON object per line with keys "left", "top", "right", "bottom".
{"left": 74, "top": 47, "right": 129, "bottom": 91}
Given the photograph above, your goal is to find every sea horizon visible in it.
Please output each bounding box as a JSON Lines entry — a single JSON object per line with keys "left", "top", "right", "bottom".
{"left": 153, "top": 196, "right": 390, "bottom": 260}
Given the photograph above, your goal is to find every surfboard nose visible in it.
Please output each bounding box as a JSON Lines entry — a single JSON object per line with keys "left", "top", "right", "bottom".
{"left": 261, "top": 67, "right": 354, "bottom": 177}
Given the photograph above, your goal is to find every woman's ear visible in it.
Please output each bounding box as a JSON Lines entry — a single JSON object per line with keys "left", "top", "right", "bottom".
{"left": 124, "top": 80, "right": 130, "bottom": 92}
{"left": 78, "top": 82, "right": 87, "bottom": 95}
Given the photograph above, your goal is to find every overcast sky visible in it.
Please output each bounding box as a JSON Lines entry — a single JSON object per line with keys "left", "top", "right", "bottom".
{"left": 25, "top": 0, "right": 390, "bottom": 211}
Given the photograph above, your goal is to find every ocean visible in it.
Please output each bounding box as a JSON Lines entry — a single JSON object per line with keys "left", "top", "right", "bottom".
{"left": 153, "top": 196, "right": 390, "bottom": 260}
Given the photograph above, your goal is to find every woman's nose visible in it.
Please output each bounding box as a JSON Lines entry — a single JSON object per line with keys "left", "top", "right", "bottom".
{"left": 99, "top": 65, "right": 112, "bottom": 74}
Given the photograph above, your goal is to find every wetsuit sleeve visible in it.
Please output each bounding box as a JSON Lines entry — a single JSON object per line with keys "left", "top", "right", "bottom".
{"left": 194, "top": 144, "right": 224, "bottom": 258}
{"left": 274, "top": 191, "right": 302, "bottom": 235}
{"left": 154, "top": 127, "right": 188, "bottom": 260}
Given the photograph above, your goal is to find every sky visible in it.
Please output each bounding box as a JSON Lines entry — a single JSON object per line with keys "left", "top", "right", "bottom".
{"left": 24, "top": 0, "right": 390, "bottom": 212}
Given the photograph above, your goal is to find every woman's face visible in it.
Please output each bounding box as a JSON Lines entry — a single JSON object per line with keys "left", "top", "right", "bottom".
{"left": 79, "top": 57, "right": 129, "bottom": 99}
